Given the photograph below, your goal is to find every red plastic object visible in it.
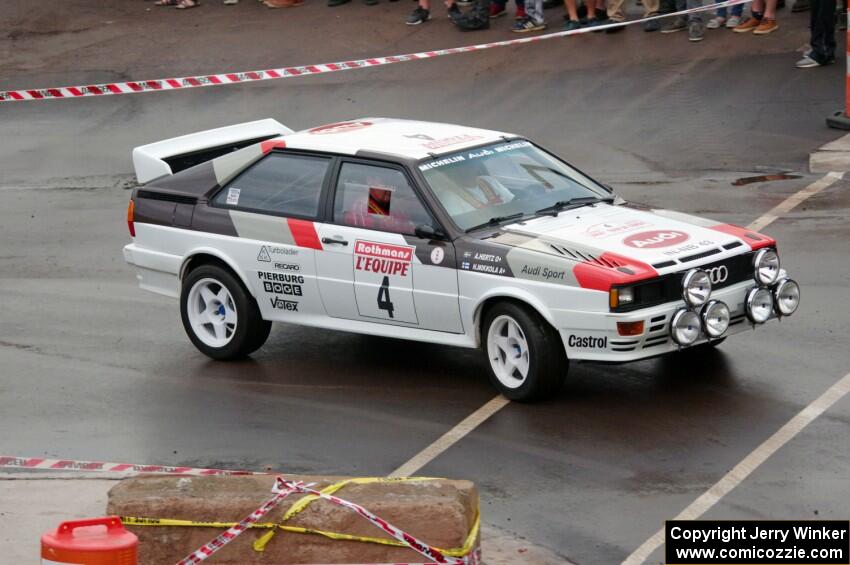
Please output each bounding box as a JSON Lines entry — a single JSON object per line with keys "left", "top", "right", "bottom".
{"left": 41, "top": 516, "right": 137, "bottom": 565}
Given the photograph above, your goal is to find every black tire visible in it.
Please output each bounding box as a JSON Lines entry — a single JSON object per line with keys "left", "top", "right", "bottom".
{"left": 180, "top": 263, "right": 271, "bottom": 360}
{"left": 481, "top": 302, "right": 568, "bottom": 402}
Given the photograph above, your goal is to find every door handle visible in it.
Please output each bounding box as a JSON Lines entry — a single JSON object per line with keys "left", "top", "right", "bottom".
{"left": 321, "top": 236, "right": 349, "bottom": 246}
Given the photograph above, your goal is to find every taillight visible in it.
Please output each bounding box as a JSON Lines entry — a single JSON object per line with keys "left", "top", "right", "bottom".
{"left": 127, "top": 199, "right": 135, "bottom": 237}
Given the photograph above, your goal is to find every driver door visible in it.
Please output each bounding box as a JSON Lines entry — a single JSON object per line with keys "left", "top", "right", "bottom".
{"left": 315, "top": 160, "right": 463, "bottom": 333}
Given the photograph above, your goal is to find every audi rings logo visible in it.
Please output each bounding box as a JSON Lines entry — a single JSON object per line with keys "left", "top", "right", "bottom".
{"left": 706, "top": 265, "right": 728, "bottom": 284}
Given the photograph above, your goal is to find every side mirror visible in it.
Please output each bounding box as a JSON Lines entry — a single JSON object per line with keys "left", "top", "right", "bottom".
{"left": 415, "top": 224, "right": 446, "bottom": 241}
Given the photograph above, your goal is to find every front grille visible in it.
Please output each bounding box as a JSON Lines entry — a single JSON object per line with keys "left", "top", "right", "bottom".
{"left": 612, "top": 251, "right": 757, "bottom": 312}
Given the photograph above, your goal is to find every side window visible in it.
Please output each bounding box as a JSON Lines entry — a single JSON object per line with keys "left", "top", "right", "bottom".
{"left": 333, "top": 162, "right": 434, "bottom": 236}
{"left": 213, "top": 153, "right": 330, "bottom": 218}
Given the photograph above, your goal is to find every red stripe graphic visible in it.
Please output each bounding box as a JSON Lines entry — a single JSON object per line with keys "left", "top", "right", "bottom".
{"left": 709, "top": 223, "right": 775, "bottom": 250}
{"left": 573, "top": 252, "right": 658, "bottom": 292}
{"left": 287, "top": 218, "right": 322, "bottom": 250}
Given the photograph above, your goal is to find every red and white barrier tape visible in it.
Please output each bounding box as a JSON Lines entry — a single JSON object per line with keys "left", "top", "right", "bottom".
{"left": 176, "top": 481, "right": 303, "bottom": 564}
{"left": 0, "top": 0, "right": 747, "bottom": 104}
{"left": 0, "top": 455, "right": 264, "bottom": 476}
{"left": 275, "top": 477, "right": 477, "bottom": 565}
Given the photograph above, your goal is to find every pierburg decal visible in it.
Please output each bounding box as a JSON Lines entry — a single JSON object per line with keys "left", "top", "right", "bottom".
{"left": 258, "top": 271, "right": 304, "bottom": 297}
{"left": 623, "top": 230, "right": 690, "bottom": 249}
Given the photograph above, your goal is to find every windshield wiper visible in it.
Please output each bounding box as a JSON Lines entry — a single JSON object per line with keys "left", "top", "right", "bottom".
{"left": 534, "top": 196, "right": 611, "bottom": 217}
{"left": 465, "top": 212, "right": 526, "bottom": 233}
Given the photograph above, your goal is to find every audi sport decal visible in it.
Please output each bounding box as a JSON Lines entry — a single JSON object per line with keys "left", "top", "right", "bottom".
{"left": 623, "top": 230, "right": 690, "bottom": 249}
{"left": 308, "top": 121, "right": 373, "bottom": 135}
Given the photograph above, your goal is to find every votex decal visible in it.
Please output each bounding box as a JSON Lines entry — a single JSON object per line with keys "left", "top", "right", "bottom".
{"left": 353, "top": 240, "right": 418, "bottom": 324}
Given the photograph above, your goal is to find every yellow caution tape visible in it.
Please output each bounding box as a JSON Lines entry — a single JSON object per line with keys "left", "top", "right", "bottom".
{"left": 121, "top": 476, "right": 480, "bottom": 558}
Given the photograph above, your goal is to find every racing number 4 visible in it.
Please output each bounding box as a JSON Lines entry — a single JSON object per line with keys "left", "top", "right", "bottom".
{"left": 377, "top": 276, "right": 395, "bottom": 318}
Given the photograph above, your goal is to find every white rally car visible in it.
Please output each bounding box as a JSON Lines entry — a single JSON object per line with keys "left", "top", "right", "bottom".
{"left": 124, "top": 118, "right": 800, "bottom": 400}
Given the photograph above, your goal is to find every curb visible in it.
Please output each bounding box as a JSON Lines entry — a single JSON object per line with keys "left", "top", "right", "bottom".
{"left": 809, "top": 133, "right": 850, "bottom": 173}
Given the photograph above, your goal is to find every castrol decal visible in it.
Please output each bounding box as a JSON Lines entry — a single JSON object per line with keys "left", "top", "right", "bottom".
{"left": 623, "top": 230, "right": 690, "bottom": 249}
{"left": 354, "top": 240, "right": 414, "bottom": 277}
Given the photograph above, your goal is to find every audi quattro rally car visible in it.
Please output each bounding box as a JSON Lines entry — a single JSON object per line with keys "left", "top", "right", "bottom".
{"left": 123, "top": 118, "right": 801, "bottom": 400}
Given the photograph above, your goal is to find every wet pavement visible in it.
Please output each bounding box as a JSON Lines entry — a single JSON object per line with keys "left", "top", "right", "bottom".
{"left": 1, "top": 2, "right": 849, "bottom": 563}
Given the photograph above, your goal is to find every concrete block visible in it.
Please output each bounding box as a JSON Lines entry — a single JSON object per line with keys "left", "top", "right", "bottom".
{"left": 107, "top": 475, "right": 478, "bottom": 564}
{"left": 810, "top": 133, "right": 850, "bottom": 173}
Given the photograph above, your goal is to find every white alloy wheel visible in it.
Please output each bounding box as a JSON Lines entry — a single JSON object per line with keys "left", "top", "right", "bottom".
{"left": 487, "top": 314, "right": 531, "bottom": 389}
{"left": 186, "top": 278, "right": 237, "bottom": 348}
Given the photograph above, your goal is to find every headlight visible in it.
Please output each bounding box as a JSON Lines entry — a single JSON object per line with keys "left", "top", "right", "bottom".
{"left": 682, "top": 269, "right": 711, "bottom": 308}
{"left": 701, "top": 300, "right": 730, "bottom": 338}
{"left": 670, "top": 308, "right": 701, "bottom": 346}
{"left": 753, "top": 248, "right": 780, "bottom": 285}
{"left": 745, "top": 287, "right": 774, "bottom": 324}
{"left": 773, "top": 278, "right": 800, "bottom": 316}
{"left": 609, "top": 286, "right": 634, "bottom": 309}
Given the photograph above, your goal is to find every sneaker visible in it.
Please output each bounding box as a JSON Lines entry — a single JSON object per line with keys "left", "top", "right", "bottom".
{"left": 706, "top": 15, "right": 726, "bottom": 28}
{"left": 447, "top": 3, "right": 461, "bottom": 18}
{"left": 795, "top": 54, "right": 822, "bottom": 67}
{"left": 489, "top": 3, "right": 506, "bottom": 17}
{"left": 661, "top": 16, "right": 687, "bottom": 32}
{"left": 512, "top": 16, "right": 546, "bottom": 31}
{"left": 406, "top": 6, "right": 431, "bottom": 24}
{"left": 583, "top": 17, "right": 603, "bottom": 29}
{"left": 733, "top": 16, "right": 761, "bottom": 32}
{"left": 725, "top": 14, "right": 741, "bottom": 27}
{"left": 688, "top": 19, "right": 705, "bottom": 40}
{"left": 563, "top": 18, "right": 582, "bottom": 31}
{"left": 753, "top": 18, "right": 778, "bottom": 33}
{"left": 643, "top": 18, "right": 661, "bottom": 31}
{"left": 515, "top": 5, "right": 526, "bottom": 18}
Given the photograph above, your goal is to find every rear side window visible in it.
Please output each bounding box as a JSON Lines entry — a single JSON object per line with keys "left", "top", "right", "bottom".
{"left": 213, "top": 153, "right": 330, "bottom": 218}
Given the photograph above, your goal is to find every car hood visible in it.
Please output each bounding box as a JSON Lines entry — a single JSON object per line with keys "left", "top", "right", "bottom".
{"left": 495, "top": 203, "right": 749, "bottom": 267}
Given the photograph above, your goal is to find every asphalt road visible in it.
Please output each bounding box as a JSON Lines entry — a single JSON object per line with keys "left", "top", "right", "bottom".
{"left": 2, "top": 2, "right": 850, "bottom": 564}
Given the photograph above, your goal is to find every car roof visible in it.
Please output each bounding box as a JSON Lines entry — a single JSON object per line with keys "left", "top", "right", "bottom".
{"left": 281, "top": 117, "right": 516, "bottom": 161}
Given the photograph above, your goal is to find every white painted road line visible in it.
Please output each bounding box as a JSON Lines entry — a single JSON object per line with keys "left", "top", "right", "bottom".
{"left": 388, "top": 394, "right": 510, "bottom": 478}
{"left": 747, "top": 171, "right": 843, "bottom": 232}
{"left": 622, "top": 370, "right": 850, "bottom": 565}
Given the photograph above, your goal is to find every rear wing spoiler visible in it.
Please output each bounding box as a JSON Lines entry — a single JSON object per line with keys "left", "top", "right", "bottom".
{"left": 132, "top": 119, "right": 293, "bottom": 184}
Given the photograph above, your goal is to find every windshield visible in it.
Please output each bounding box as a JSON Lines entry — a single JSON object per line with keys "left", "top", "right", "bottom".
{"left": 418, "top": 140, "right": 609, "bottom": 231}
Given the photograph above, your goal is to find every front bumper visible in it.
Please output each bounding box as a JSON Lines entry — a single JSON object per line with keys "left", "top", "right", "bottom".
{"left": 556, "top": 275, "right": 790, "bottom": 362}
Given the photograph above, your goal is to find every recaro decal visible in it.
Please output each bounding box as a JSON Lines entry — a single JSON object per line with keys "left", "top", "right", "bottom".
{"left": 623, "top": 230, "right": 690, "bottom": 249}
